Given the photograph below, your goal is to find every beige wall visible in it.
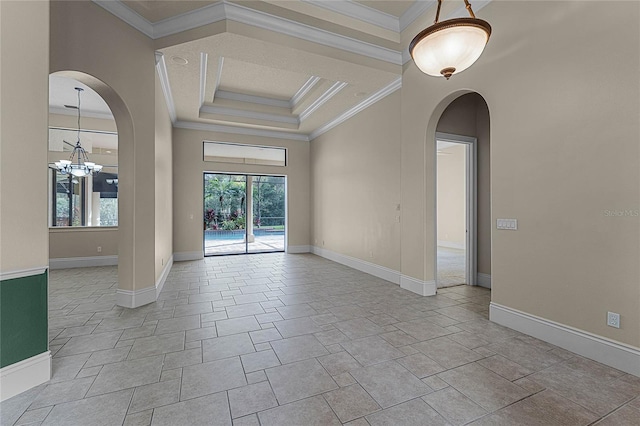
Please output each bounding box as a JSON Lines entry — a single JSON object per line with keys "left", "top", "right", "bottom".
{"left": 436, "top": 93, "right": 491, "bottom": 275}
{"left": 437, "top": 144, "right": 466, "bottom": 248}
{"left": 154, "top": 72, "right": 173, "bottom": 280}
{"left": 311, "top": 91, "right": 402, "bottom": 271}
{"left": 49, "top": 228, "right": 118, "bottom": 258}
{"left": 400, "top": 1, "right": 639, "bottom": 346}
{"left": 173, "top": 128, "right": 310, "bottom": 255}
{"left": 50, "top": 0, "right": 156, "bottom": 292}
{"left": 0, "top": 1, "right": 49, "bottom": 272}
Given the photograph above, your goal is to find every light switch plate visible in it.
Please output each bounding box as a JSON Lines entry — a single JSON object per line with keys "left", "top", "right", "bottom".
{"left": 497, "top": 218, "right": 518, "bottom": 230}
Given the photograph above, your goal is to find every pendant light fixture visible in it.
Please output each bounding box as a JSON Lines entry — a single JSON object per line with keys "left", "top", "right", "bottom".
{"left": 54, "top": 87, "right": 103, "bottom": 177}
{"left": 410, "top": 0, "right": 491, "bottom": 79}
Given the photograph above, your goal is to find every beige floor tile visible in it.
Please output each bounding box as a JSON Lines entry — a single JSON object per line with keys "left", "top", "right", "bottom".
{"left": 412, "top": 336, "right": 483, "bottom": 369}
{"left": 469, "top": 389, "right": 599, "bottom": 426}
{"left": 181, "top": 357, "right": 247, "bottom": 400}
{"left": 423, "top": 386, "right": 487, "bottom": 425}
{"left": 594, "top": 404, "right": 640, "bottom": 426}
{"left": 151, "top": 392, "right": 231, "bottom": 426}
{"left": 350, "top": 360, "right": 432, "bottom": 408}
{"left": 265, "top": 358, "right": 338, "bottom": 405}
{"left": 341, "top": 335, "right": 405, "bottom": 366}
{"left": 477, "top": 354, "right": 533, "bottom": 381}
{"left": 258, "top": 396, "right": 341, "bottom": 426}
{"left": 438, "top": 363, "right": 531, "bottom": 412}
{"left": 228, "top": 382, "right": 278, "bottom": 419}
{"left": 270, "top": 335, "right": 329, "bottom": 364}
{"left": 323, "top": 384, "right": 381, "bottom": 422}
{"left": 129, "top": 379, "right": 180, "bottom": 413}
{"left": 366, "top": 398, "right": 450, "bottom": 426}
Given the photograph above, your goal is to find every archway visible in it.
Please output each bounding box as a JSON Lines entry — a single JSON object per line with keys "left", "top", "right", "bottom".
{"left": 49, "top": 71, "right": 136, "bottom": 303}
{"left": 424, "top": 91, "right": 491, "bottom": 297}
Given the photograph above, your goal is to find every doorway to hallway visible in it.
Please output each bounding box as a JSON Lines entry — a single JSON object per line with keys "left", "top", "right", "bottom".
{"left": 436, "top": 133, "right": 476, "bottom": 287}
{"left": 203, "top": 173, "right": 286, "bottom": 256}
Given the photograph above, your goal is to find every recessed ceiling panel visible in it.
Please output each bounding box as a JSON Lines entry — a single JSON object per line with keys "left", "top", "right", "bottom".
{"left": 218, "top": 58, "right": 312, "bottom": 101}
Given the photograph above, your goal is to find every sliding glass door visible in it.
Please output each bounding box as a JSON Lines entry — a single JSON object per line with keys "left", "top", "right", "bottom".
{"left": 204, "top": 173, "right": 285, "bottom": 256}
{"left": 248, "top": 175, "right": 285, "bottom": 253}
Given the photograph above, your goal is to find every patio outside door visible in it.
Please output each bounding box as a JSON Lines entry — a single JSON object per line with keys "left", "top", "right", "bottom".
{"left": 204, "top": 173, "right": 285, "bottom": 256}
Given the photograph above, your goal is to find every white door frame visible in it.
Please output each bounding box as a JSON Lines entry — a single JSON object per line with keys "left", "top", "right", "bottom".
{"left": 435, "top": 132, "right": 477, "bottom": 287}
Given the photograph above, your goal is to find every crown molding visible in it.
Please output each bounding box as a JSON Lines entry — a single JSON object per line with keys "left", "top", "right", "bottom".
{"left": 215, "top": 90, "right": 292, "bottom": 109}
{"left": 223, "top": 2, "right": 402, "bottom": 65}
{"left": 399, "top": 0, "right": 437, "bottom": 31}
{"left": 310, "top": 77, "right": 401, "bottom": 140}
{"left": 302, "top": 0, "right": 399, "bottom": 32}
{"left": 200, "top": 104, "right": 299, "bottom": 125}
{"left": 92, "top": 0, "right": 403, "bottom": 65}
{"left": 290, "top": 76, "right": 321, "bottom": 108}
{"left": 199, "top": 52, "right": 208, "bottom": 107}
{"left": 93, "top": 0, "right": 154, "bottom": 37}
{"left": 175, "top": 120, "right": 309, "bottom": 142}
{"left": 299, "top": 81, "right": 348, "bottom": 122}
{"left": 155, "top": 52, "right": 177, "bottom": 123}
{"left": 154, "top": 1, "right": 226, "bottom": 39}
{"left": 213, "top": 56, "right": 225, "bottom": 101}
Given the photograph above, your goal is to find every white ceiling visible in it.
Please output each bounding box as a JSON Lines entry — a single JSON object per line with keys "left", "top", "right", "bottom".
{"left": 49, "top": 75, "right": 113, "bottom": 119}
{"left": 93, "top": 0, "right": 491, "bottom": 141}
{"left": 49, "top": 75, "right": 117, "bottom": 151}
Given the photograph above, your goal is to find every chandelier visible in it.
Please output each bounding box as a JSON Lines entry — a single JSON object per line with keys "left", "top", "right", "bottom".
{"left": 54, "top": 87, "right": 103, "bottom": 177}
{"left": 410, "top": 0, "right": 491, "bottom": 79}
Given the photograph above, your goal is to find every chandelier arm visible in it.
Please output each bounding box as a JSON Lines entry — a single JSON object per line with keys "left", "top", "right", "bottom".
{"left": 463, "top": 0, "right": 477, "bottom": 18}
{"left": 80, "top": 147, "right": 90, "bottom": 163}
{"left": 434, "top": 0, "right": 442, "bottom": 24}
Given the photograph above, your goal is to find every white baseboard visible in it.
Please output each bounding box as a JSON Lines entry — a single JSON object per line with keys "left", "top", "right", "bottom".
{"left": 477, "top": 273, "right": 491, "bottom": 288}
{"left": 287, "top": 245, "right": 311, "bottom": 254}
{"left": 50, "top": 255, "right": 117, "bottom": 270}
{"left": 0, "top": 351, "right": 51, "bottom": 402}
{"left": 155, "top": 255, "right": 173, "bottom": 298}
{"left": 117, "top": 255, "right": 174, "bottom": 308}
{"left": 116, "top": 286, "right": 156, "bottom": 308}
{"left": 174, "top": 251, "right": 204, "bottom": 262}
{"left": 437, "top": 241, "right": 465, "bottom": 250}
{"left": 490, "top": 303, "right": 640, "bottom": 377}
{"left": 400, "top": 275, "right": 437, "bottom": 296}
{"left": 311, "top": 246, "right": 400, "bottom": 285}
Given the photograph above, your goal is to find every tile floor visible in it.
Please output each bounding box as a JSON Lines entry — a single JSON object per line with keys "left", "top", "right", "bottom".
{"left": 204, "top": 235, "right": 285, "bottom": 256}
{"left": 437, "top": 247, "right": 466, "bottom": 287}
{"left": 2, "top": 253, "right": 639, "bottom": 425}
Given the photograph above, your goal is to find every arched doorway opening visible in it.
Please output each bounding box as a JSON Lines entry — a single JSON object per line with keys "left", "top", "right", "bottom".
{"left": 424, "top": 91, "right": 491, "bottom": 301}
{"left": 48, "top": 71, "right": 135, "bottom": 303}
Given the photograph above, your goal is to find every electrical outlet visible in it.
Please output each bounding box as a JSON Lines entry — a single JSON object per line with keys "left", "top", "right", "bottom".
{"left": 97, "top": 246, "right": 102, "bottom": 253}
{"left": 607, "top": 311, "right": 620, "bottom": 328}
